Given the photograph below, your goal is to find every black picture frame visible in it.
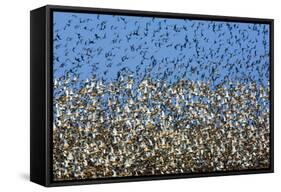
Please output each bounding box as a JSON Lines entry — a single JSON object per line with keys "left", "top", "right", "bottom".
{"left": 30, "top": 4, "right": 274, "bottom": 187}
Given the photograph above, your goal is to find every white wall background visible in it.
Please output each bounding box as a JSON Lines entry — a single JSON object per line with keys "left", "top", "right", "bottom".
{"left": 0, "top": 0, "right": 279, "bottom": 191}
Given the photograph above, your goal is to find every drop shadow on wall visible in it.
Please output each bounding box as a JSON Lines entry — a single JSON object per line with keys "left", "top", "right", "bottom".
{"left": 19, "top": 173, "right": 29, "bottom": 181}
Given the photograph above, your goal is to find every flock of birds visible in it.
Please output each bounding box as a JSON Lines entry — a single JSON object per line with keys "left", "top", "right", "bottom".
{"left": 53, "top": 75, "right": 270, "bottom": 180}
{"left": 53, "top": 12, "right": 270, "bottom": 88}
{"left": 52, "top": 12, "right": 271, "bottom": 181}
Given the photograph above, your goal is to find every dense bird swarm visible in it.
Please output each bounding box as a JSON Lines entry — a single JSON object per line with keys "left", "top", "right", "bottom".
{"left": 53, "top": 76, "right": 270, "bottom": 180}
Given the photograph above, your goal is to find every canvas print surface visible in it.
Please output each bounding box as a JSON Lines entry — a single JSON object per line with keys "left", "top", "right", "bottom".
{"left": 52, "top": 11, "right": 270, "bottom": 181}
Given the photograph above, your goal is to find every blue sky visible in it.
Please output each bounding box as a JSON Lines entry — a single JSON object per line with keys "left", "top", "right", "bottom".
{"left": 53, "top": 11, "right": 270, "bottom": 87}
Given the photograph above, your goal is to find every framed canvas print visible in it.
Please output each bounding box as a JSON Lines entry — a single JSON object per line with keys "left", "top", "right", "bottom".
{"left": 30, "top": 5, "right": 274, "bottom": 187}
